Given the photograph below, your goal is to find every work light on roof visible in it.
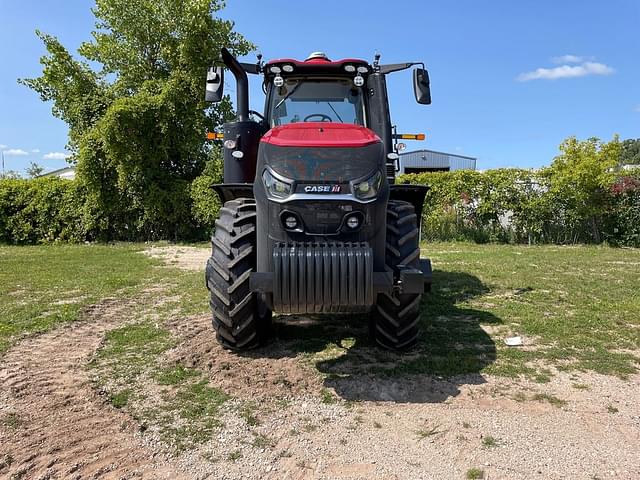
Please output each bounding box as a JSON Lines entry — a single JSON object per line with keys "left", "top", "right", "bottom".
{"left": 344, "top": 64, "right": 356, "bottom": 73}
{"left": 269, "top": 65, "right": 281, "bottom": 74}
{"left": 282, "top": 64, "right": 294, "bottom": 72}
{"left": 306, "top": 51, "right": 330, "bottom": 61}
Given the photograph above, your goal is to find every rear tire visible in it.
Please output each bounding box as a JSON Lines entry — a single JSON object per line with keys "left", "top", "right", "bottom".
{"left": 371, "top": 200, "right": 422, "bottom": 351}
{"left": 205, "top": 198, "right": 271, "bottom": 350}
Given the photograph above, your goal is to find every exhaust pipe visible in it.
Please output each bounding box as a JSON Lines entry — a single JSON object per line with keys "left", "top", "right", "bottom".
{"left": 221, "top": 47, "right": 249, "bottom": 122}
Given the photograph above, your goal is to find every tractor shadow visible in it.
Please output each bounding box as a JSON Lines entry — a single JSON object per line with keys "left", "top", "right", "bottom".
{"left": 253, "top": 270, "right": 501, "bottom": 404}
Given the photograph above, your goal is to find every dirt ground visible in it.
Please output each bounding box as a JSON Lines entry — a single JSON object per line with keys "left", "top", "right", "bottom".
{"left": 1, "top": 246, "right": 639, "bottom": 479}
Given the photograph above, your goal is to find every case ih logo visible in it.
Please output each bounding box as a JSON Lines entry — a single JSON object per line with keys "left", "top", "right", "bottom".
{"left": 304, "top": 185, "right": 341, "bottom": 193}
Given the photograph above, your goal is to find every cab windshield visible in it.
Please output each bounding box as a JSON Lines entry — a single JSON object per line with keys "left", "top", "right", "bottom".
{"left": 268, "top": 78, "right": 366, "bottom": 127}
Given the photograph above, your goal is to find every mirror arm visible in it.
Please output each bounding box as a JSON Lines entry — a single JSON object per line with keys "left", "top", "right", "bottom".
{"left": 379, "top": 62, "right": 424, "bottom": 74}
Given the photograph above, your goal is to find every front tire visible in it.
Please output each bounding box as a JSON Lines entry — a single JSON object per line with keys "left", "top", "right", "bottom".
{"left": 205, "top": 198, "right": 271, "bottom": 350}
{"left": 371, "top": 200, "right": 422, "bottom": 351}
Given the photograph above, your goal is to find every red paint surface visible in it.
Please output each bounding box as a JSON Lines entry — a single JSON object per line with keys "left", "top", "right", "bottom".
{"left": 261, "top": 123, "right": 381, "bottom": 148}
{"left": 266, "top": 58, "right": 368, "bottom": 68}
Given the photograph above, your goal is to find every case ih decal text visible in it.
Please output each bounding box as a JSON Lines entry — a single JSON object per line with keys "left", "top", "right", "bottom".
{"left": 304, "top": 185, "right": 341, "bottom": 193}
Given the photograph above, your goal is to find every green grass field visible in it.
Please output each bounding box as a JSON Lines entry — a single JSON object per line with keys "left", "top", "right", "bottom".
{"left": 422, "top": 243, "right": 640, "bottom": 379}
{"left": 0, "top": 244, "right": 159, "bottom": 353}
{"left": 2, "top": 242, "right": 639, "bottom": 381}
{"left": 3, "top": 241, "right": 639, "bottom": 450}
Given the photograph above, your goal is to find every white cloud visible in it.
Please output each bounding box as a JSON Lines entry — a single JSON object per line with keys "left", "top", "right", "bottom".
{"left": 31, "top": 149, "right": 40, "bottom": 153}
{"left": 551, "top": 54, "right": 585, "bottom": 64}
{"left": 634, "top": 105, "right": 640, "bottom": 113}
{"left": 0, "top": 144, "right": 6, "bottom": 149}
{"left": 43, "top": 152, "right": 71, "bottom": 160}
{"left": 517, "top": 61, "right": 614, "bottom": 81}
{"left": 3, "top": 148, "right": 29, "bottom": 156}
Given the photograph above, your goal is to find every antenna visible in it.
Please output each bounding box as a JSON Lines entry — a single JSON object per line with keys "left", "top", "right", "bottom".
{"left": 1, "top": 151, "right": 4, "bottom": 177}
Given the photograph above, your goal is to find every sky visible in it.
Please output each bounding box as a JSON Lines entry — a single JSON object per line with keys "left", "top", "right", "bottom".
{"left": 0, "top": 0, "right": 638, "bottom": 175}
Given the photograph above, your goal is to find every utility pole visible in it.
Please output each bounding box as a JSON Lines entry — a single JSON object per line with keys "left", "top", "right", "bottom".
{"left": 1, "top": 151, "right": 5, "bottom": 177}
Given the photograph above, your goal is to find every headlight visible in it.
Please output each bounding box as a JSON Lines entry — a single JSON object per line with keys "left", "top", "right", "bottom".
{"left": 262, "top": 169, "right": 292, "bottom": 199}
{"left": 352, "top": 171, "right": 382, "bottom": 200}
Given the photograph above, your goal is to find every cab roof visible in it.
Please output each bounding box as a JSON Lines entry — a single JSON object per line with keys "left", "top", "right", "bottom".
{"left": 264, "top": 53, "right": 371, "bottom": 76}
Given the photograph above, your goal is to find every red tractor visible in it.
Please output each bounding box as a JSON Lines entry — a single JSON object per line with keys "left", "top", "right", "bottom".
{"left": 205, "top": 48, "right": 432, "bottom": 351}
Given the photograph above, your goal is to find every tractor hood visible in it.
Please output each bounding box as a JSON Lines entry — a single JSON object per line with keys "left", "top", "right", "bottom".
{"left": 258, "top": 123, "right": 383, "bottom": 182}
{"left": 261, "top": 123, "right": 380, "bottom": 148}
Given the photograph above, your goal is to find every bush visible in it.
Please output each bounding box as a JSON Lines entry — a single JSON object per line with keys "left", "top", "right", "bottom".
{"left": 401, "top": 137, "right": 637, "bottom": 246}
{"left": 0, "top": 173, "right": 222, "bottom": 244}
{"left": 605, "top": 175, "right": 640, "bottom": 247}
{"left": 405, "top": 168, "right": 551, "bottom": 244}
{"left": 190, "top": 149, "right": 223, "bottom": 234}
{"left": 0, "top": 178, "right": 85, "bottom": 243}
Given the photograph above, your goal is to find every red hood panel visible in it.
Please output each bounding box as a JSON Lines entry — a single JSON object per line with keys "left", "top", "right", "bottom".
{"left": 261, "top": 123, "right": 381, "bottom": 148}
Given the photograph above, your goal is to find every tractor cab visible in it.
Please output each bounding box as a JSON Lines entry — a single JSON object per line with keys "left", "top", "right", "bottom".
{"left": 263, "top": 53, "right": 370, "bottom": 127}
{"left": 204, "top": 48, "right": 433, "bottom": 352}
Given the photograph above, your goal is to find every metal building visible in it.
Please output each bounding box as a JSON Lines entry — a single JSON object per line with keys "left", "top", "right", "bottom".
{"left": 398, "top": 149, "right": 476, "bottom": 174}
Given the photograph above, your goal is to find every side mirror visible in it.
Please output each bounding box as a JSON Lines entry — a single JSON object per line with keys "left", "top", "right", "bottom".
{"left": 205, "top": 66, "right": 224, "bottom": 102}
{"left": 413, "top": 68, "right": 431, "bottom": 105}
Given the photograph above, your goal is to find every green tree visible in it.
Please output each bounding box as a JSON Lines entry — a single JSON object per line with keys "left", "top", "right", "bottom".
{"left": 26, "top": 162, "right": 45, "bottom": 178}
{"left": 21, "top": 0, "right": 252, "bottom": 240}
{"left": 619, "top": 138, "right": 640, "bottom": 165}
{"left": 545, "top": 136, "right": 620, "bottom": 243}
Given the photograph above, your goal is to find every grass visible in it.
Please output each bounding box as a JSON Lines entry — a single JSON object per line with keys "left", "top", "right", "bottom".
{"left": 155, "top": 365, "right": 199, "bottom": 385}
{"left": 416, "top": 423, "right": 443, "bottom": 439}
{"left": 239, "top": 402, "right": 260, "bottom": 426}
{"left": 109, "top": 389, "right": 132, "bottom": 408}
{"left": 320, "top": 388, "right": 337, "bottom": 404}
{"left": 531, "top": 393, "right": 567, "bottom": 407}
{"left": 92, "top": 316, "right": 229, "bottom": 451}
{"left": 1, "top": 413, "right": 21, "bottom": 430}
{"left": 481, "top": 435, "right": 499, "bottom": 448}
{"left": 283, "top": 243, "right": 640, "bottom": 383}
{"left": 227, "top": 450, "right": 242, "bottom": 462}
{"left": 251, "top": 433, "right": 273, "bottom": 449}
{"left": 572, "top": 383, "right": 591, "bottom": 390}
{"left": 466, "top": 467, "right": 484, "bottom": 479}
{"left": 2, "top": 241, "right": 639, "bottom": 449}
{"left": 0, "top": 244, "right": 162, "bottom": 354}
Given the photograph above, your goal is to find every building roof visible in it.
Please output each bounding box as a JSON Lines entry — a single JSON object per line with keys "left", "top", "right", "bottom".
{"left": 40, "top": 166, "right": 76, "bottom": 179}
{"left": 399, "top": 149, "right": 477, "bottom": 161}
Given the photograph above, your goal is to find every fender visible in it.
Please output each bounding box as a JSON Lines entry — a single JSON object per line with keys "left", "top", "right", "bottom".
{"left": 389, "top": 183, "right": 429, "bottom": 220}
{"left": 211, "top": 183, "right": 254, "bottom": 203}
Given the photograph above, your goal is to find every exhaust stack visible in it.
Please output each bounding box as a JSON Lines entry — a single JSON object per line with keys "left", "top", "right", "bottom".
{"left": 221, "top": 47, "right": 249, "bottom": 122}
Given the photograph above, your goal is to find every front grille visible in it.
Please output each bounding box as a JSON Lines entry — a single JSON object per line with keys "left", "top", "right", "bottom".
{"left": 289, "top": 201, "right": 354, "bottom": 235}
{"left": 272, "top": 242, "right": 373, "bottom": 314}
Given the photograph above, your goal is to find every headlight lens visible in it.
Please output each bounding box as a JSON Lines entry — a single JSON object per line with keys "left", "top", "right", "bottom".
{"left": 352, "top": 171, "right": 382, "bottom": 200}
{"left": 262, "top": 169, "right": 292, "bottom": 199}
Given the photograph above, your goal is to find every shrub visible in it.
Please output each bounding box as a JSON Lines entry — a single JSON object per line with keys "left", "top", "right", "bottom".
{"left": 0, "top": 178, "right": 85, "bottom": 243}
{"left": 401, "top": 136, "right": 636, "bottom": 246}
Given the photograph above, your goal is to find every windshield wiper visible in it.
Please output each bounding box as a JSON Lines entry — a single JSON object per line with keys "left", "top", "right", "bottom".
{"left": 275, "top": 81, "right": 303, "bottom": 109}
{"left": 326, "top": 102, "right": 344, "bottom": 123}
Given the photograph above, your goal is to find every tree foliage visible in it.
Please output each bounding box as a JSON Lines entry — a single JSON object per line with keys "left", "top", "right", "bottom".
{"left": 26, "top": 162, "right": 45, "bottom": 178}
{"left": 403, "top": 136, "right": 638, "bottom": 246}
{"left": 619, "top": 138, "right": 640, "bottom": 165}
{"left": 21, "top": 0, "right": 252, "bottom": 240}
